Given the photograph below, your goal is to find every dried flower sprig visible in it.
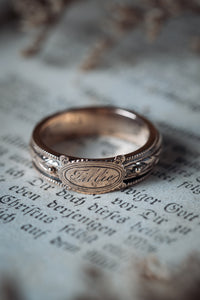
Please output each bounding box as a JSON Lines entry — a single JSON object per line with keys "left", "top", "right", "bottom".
{"left": 3, "top": 0, "right": 200, "bottom": 65}
{"left": 76, "top": 254, "right": 200, "bottom": 300}
{"left": 11, "top": 0, "right": 76, "bottom": 56}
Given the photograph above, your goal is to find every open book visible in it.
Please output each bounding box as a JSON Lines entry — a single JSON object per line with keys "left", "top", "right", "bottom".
{"left": 0, "top": 1, "right": 200, "bottom": 299}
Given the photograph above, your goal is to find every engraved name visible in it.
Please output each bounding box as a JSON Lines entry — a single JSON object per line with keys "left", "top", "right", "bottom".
{"left": 59, "top": 161, "right": 125, "bottom": 194}
{"left": 69, "top": 168, "right": 119, "bottom": 186}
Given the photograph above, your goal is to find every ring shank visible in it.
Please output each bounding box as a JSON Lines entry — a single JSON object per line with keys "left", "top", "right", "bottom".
{"left": 30, "top": 107, "right": 162, "bottom": 194}
{"left": 33, "top": 107, "right": 155, "bottom": 159}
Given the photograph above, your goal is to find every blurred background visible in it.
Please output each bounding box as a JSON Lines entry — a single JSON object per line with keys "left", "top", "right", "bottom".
{"left": 0, "top": 1, "right": 200, "bottom": 300}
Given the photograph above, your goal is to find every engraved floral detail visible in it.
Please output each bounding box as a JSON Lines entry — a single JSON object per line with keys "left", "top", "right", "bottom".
{"left": 30, "top": 141, "right": 60, "bottom": 176}
{"left": 125, "top": 151, "right": 161, "bottom": 178}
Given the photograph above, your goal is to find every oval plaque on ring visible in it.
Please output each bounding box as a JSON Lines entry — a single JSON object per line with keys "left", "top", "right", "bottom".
{"left": 59, "top": 160, "right": 125, "bottom": 194}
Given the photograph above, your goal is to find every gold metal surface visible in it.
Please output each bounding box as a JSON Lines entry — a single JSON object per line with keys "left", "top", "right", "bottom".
{"left": 59, "top": 156, "right": 126, "bottom": 194}
{"left": 30, "top": 106, "right": 162, "bottom": 194}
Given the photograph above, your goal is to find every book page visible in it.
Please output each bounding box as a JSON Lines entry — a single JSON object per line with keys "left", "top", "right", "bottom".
{"left": 0, "top": 1, "right": 200, "bottom": 299}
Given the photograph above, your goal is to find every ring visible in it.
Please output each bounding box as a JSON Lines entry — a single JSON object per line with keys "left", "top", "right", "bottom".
{"left": 30, "top": 106, "right": 162, "bottom": 194}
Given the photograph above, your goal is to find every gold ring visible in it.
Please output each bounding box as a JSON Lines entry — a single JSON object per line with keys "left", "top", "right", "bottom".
{"left": 30, "top": 106, "right": 162, "bottom": 194}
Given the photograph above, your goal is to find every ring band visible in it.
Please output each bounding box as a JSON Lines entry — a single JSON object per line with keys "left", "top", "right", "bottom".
{"left": 30, "top": 106, "right": 162, "bottom": 194}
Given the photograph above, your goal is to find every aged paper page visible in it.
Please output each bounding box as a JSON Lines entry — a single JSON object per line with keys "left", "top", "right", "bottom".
{"left": 0, "top": 1, "right": 200, "bottom": 299}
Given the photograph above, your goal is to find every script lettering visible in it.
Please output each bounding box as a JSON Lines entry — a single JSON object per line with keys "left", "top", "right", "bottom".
{"left": 59, "top": 161, "right": 125, "bottom": 194}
